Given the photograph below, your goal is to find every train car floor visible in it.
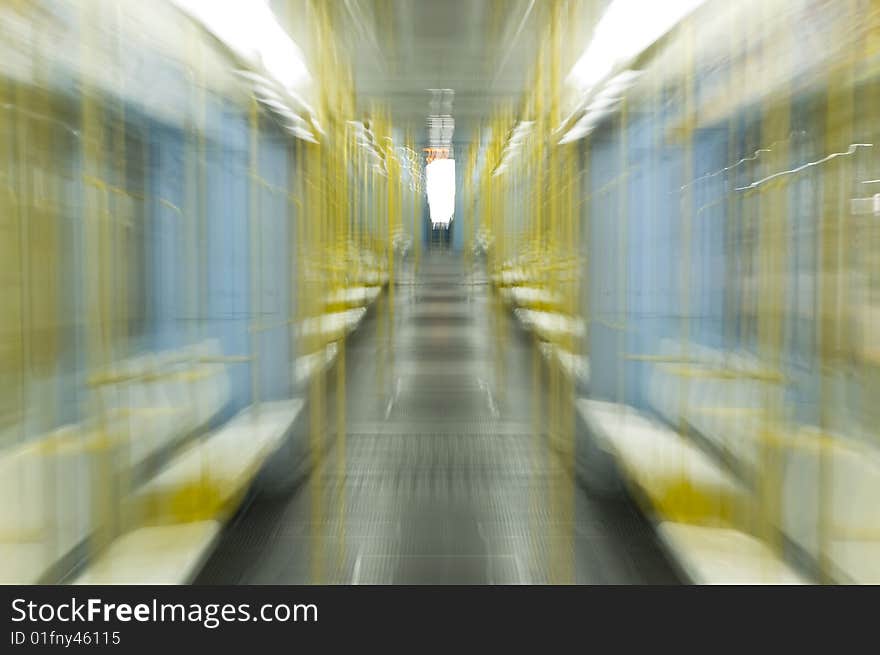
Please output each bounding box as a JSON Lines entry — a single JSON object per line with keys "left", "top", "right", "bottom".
{"left": 196, "top": 251, "right": 680, "bottom": 584}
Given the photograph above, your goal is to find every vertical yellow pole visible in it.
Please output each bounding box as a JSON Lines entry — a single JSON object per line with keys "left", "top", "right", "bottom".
{"left": 336, "top": 66, "right": 348, "bottom": 579}
{"left": 817, "top": 8, "right": 855, "bottom": 583}
{"left": 80, "top": 0, "right": 114, "bottom": 559}
{"left": 465, "top": 143, "right": 478, "bottom": 278}
{"left": 755, "top": 3, "right": 790, "bottom": 556}
{"left": 375, "top": 132, "right": 385, "bottom": 401}
{"left": 531, "top": 52, "right": 545, "bottom": 452}
{"left": 111, "top": 3, "right": 131, "bottom": 531}
{"left": 385, "top": 115, "right": 395, "bottom": 364}
{"left": 25, "top": 6, "right": 61, "bottom": 570}
{"left": 547, "top": 0, "right": 570, "bottom": 584}
{"left": 311, "top": 1, "right": 330, "bottom": 584}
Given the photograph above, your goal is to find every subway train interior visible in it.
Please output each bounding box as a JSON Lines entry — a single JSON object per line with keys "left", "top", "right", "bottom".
{"left": 1, "top": 0, "right": 879, "bottom": 585}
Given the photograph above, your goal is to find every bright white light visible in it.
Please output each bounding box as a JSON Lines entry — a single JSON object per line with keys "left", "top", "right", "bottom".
{"left": 586, "top": 95, "right": 620, "bottom": 112}
{"left": 426, "top": 159, "right": 455, "bottom": 226}
{"left": 567, "top": 0, "right": 706, "bottom": 92}
{"left": 171, "top": 0, "right": 311, "bottom": 92}
{"left": 511, "top": 120, "right": 534, "bottom": 140}
{"left": 603, "top": 69, "right": 643, "bottom": 94}
{"left": 559, "top": 112, "right": 602, "bottom": 144}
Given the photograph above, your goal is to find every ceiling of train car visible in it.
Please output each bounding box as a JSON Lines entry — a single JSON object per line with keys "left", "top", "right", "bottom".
{"left": 334, "top": 0, "right": 548, "bottom": 144}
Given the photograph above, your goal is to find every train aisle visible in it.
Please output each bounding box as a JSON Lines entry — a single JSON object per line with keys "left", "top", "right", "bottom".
{"left": 197, "top": 252, "right": 679, "bottom": 584}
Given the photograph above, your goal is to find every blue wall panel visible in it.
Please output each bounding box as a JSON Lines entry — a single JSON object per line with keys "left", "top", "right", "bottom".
{"left": 205, "top": 96, "right": 251, "bottom": 420}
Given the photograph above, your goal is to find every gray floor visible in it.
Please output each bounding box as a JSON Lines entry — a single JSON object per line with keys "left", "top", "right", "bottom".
{"left": 196, "top": 251, "right": 679, "bottom": 584}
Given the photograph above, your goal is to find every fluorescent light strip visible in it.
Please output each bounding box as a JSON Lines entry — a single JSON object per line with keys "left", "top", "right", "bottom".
{"left": 567, "top": 0, "right": 707, "bottom": 92}
{"left": 171, "top": 0, "right": 310, "bottom": 91}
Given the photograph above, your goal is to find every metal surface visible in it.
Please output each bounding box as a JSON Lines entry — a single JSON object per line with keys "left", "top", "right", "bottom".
{"left": 328, "top": 0, "right": 547, "bottom": 139}
{"left": 197, "top": 252, "right": 679, "bottom": 584}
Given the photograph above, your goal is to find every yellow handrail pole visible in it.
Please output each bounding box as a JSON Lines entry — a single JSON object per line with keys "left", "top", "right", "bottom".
{"left": 465, "top": 142, "right": 476, "bottom": 277}
{"left": 492, "top": 113, "right": 507, "bottom": 399}
{"left": 12, "top": 6, "right": 59, "bottom": 569}
{"left": 356, "top": 128, "right": 363, "bottom": 270}
{"left": 79, "top": 0, "right": 115, "bottom": 560}
{"left": 0, "top": 56, "right": 22, "bottom": 463}
{"left": 37, "top": 6, "right": 64, "bottom": 561}
{"left": 525, "top": 45, "right": 546, "bottom": 581}
{"left": 754, "top": 0, "right": 791, "bottom": 558}
{"left": 385, "top": 111, "right": 396, "bottom": 361}
{"left": 374, "top": 119, "right": 386, "bottom": 402}
{"left": 530, "top": 45, "right": 546, "bottom": 442}
{"left": 816, "top": 6, "right": 856, "bottom": 583}
{"left": 547, "top": 0, "right": 574, "bottom": 584}
{"left": 415, "top": 138, "right": 422, "bottom": 275}
{"left": 111, "top": 2, "right": 136, "bottom": 529}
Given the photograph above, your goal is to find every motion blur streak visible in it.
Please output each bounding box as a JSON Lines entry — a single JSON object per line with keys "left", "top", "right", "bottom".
{"left": 0, "top": 0, "right": 877, "bottom": 586}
